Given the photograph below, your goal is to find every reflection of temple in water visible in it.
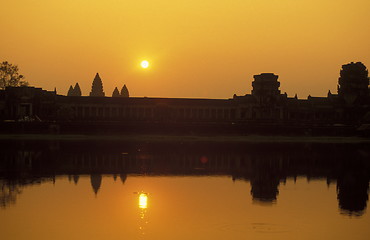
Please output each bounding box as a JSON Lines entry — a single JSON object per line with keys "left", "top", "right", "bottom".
{"left": 249, "top": 158, "right": 282, "bottom": 203}
{"left": 0, "top": 141, "right": 369, "bottom": 215}
{"left": 90, "top": 174, "right": 102, "bottom": 195}
{"left": 336, "top": 161, "right": 370, "bottom": 216}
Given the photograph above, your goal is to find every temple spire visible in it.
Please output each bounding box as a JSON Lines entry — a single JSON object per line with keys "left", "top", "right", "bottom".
{"left": 67, "top": 85, "right": 74, "bottom": 96}
{"left": 74, "top": 83, "right": 82, "bottom": 96}
{"left": 112, "top": 87, "right": 120, "bottom": 97}
{"left": 327, "top": 90, "right": 332, "bottom": 97}
{"left": 89, "top": 73, "right": 105, "bottom": 97}
{"left": 120, "top": 84, "right": 129, "bottom": 97}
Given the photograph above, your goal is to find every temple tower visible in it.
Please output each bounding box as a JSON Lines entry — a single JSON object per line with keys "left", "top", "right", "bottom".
{"left": 338, "top": 62, "right": 369, "bottom": 101}
{"left": 112, "top": 87, "right": 120, "bottom": 97}
{"left": 67, "top": 83, "right": 82, "bottom": 96}
{"left": 120, "top": 84, "right": 129, "bottom": 97}
{"left": 252, "top": 73, "right": 281, "bottom": 97}
{"left": 67, "top": 85, "right": 74, "bottom": 96}
{"left": 89, "top": 73, "right": 105, "bottom": 97}
{"left": 73, "top": 83, "right": 82, "bottom": 96}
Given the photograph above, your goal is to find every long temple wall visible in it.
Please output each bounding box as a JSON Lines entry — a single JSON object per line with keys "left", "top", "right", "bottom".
{"left": 58, "top": 97, "right": 237, "bottom": 123}
{"left": 0, "top": 62, "right": 369, "bottom": 134}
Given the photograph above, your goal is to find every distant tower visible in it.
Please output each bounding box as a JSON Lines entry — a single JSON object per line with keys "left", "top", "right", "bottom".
{"left": 252, "top": 73, "right": 281, "bottom": 97}
{"left": 120, "top": 84, "right": 129, "bottom": 97}
{"left": 112, "top": 87, "right": 120, "bottom": 97}
{"left": 89, "top": 73, "right": 105, "bottom": 97}
{"left": 338, "top": 62, "right": 369, "bottom": 100}
{"left": 67, "top": 85, "right": 74, "bottom": 96}
{"left": 73, "top": 82, "right": 82, "bottom": 96}
{"left": 67, "top": 83, "right": 82, "bottom": 96}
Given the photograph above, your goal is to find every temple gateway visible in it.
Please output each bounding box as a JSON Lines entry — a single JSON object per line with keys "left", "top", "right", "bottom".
{"left": 0, "top": 62, "right": 369, "bottom": 135}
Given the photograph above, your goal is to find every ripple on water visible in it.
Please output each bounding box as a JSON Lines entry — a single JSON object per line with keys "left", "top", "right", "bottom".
{"left": 215, "top": 222, "right": 291, "bottom": 234}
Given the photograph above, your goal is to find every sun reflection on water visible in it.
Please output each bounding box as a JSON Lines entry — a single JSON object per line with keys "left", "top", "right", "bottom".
{"left": 139, "top": 193, "right": 148, "bottom": 209}
{"left": 137, "top": 192, "right": 149, "bottom": 237}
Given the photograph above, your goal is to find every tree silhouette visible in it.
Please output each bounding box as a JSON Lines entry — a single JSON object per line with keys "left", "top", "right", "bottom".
{"left": 120, "top": 84, "right": 129, "bottom": 97}
{"left": 0, "top": 61, "right": 28, "bottom": 89}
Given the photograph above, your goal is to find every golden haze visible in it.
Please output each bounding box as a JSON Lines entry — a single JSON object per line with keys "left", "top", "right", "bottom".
{"left": 1, "top": 0, "right": 369, "bottom": 98}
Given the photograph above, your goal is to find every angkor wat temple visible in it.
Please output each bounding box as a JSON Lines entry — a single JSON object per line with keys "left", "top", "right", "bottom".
{"left": 0, "top": 62, "right": 369, "bottom": 135}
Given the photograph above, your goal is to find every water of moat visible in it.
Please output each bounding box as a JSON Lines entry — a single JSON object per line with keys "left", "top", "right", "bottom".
{"left": 1, "top": 139, "right": 369, "bottom": 240}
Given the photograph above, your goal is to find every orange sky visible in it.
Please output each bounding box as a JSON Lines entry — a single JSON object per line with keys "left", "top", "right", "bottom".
{"left": 1, "top": 0, "right": 369, "bottom": 98}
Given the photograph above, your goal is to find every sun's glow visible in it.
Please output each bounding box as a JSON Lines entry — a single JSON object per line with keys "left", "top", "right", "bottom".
{"left": 141, "top": 60, "right": 149, "bottom": 69}
{"left": 139, "top": 193, "right": 148, "bottom": 209}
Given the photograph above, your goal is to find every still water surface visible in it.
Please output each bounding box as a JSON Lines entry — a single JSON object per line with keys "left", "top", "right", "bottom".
{"left": 1, "top": 140, "right": 369, "bottom": 240}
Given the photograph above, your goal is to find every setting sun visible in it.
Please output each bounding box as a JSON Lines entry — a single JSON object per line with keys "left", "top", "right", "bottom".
{"left": 141, "top": 60, "right": 149, "bottom": 69}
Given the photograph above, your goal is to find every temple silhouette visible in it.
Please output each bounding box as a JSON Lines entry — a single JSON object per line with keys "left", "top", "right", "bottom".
{"left": 0, "top": 62, "right": 369, "bottom": 135}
